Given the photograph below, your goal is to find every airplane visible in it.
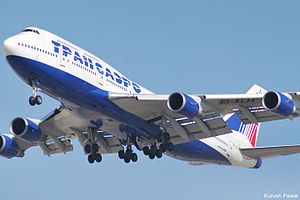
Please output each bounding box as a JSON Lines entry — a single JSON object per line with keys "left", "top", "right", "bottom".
{"left": 2, "top": 27, "right": 300, "bottom": 168}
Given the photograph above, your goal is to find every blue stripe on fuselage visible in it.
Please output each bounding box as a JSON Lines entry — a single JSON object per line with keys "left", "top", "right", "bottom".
{"left": 170, "top": 140, "right": 231, "bottom": 165}
{"left": 5, "top": 55, "right": 162, "bottom": 137}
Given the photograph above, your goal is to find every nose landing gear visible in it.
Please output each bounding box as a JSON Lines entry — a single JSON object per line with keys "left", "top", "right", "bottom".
{"left": 29, "top": 95, "right": 43, "bottom": 106}
{"left": 29, "top": 79, "right": 43, "bottom": 106}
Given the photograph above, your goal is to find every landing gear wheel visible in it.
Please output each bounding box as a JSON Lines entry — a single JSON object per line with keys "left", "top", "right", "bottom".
{"left": 142, "top": 146, "right": 150, "bottom": 155}
{"left": 125, "top": 149, "right": 133, "bottom": 158}
{"left": 150, "top": 145, "right": 157, "bottom": 155}
{"left": 124, "top": 156, "right": 130, "bottom": 163}
{"left": 88, "top": 154, "right": 95, "bottom": 164}
{"left": 166, "top": 142, "right": 174, "bottom": 151}
{"left": 35, "top": 95, "right": 43, "bottom": 105}
{"left": 163, "top": 132, "right": 171, "bottom": 142}
{"left": 159, "top": 143, "right": 167, "bottom": 153}
{"left": 131, "top": 153, "right": 138, "bottom": 162}
{"left": 95, "top": 153, "right": 102, "bottom": 163}
{"left": 84, "top": 144, "right": 92, "bottom": 154}
{"left": 29, "top": 96, "right": 36, "bottom": 106}
{"left": 149, "top": 153, "right": 155, "bottom": 160}
{"left": 156, "top": 150, "right": 163, "bottom": 159}
{"left": 92, "top": 143, "right": 99, "bottom": 153}
{"left": 118, "top": 150, "right": 125, "bottom": 159}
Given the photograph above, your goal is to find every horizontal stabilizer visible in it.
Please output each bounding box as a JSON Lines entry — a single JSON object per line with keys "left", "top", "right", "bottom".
{"left": 240, "top": 144, "right": 300, "bottom": 159}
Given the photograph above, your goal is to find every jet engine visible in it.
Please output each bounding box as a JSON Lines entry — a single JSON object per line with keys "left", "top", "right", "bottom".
{"left": 0, "top": 134, "right": 23, "bottom": 159}
{"left": 167, "top": 92, "right": 202, "bottom": 118}
{"left": 262, "top": 91, "right": 296, "bottom": 116}
{"left": 10, "top": 117, "right": 42, "bottom": 142}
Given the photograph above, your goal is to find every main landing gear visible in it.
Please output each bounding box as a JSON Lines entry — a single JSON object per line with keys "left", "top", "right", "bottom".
{"left": 85, "top": 143, "right": 102, "bottom": 164}
{"left": 118, "top": 135, "right": 138, "bottom": 163}
{"left": 118, "top": 145, "right": 138, "bottom": 163}
{"left": 84, "top": 126, "right": 102, "bottom": 164}
{"left": 118, "top": 132, "right": 174, "bottom": 163}
{"left": 29, "top": 79, "right": 43, "bottom": 106}
{"left": 142, "top": 132, "right": 173, "bottom": 160}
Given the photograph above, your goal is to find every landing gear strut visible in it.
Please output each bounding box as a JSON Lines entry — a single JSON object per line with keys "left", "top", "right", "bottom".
{"left": 29, "top": 79, "right": 43, "bottom": 106}
{"left": 85, "top": 126, "right": 102, "bottom": 164}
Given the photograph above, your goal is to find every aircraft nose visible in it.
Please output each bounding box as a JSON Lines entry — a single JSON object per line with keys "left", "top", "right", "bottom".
{"left": 3, "top": 37, "right": 15, "bottom": 56}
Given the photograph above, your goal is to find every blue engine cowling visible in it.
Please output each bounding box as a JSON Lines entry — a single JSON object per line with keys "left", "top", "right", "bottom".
{"left": 262, "top": 91, "right": 296, "bottom": 116}
{"left": 252, "top": 158, "right": 263, "bottom": 169}
{"left": 167, "top": 92, "right": 202, "bottom": 118}
{"left": 0, "top": 134, "right": 23, "bottom": 159}
{"left": 10, "top": 117, "right": 42, "bottom": 142}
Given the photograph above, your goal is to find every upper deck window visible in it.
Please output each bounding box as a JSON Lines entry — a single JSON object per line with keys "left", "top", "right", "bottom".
{"left": 22, "top": 29, "right": 40, "bottom": 34}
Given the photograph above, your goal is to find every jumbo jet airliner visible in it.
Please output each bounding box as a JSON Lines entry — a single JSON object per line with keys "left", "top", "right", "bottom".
{"left": 2, "top": 27, "right": 300, "bottom": 168}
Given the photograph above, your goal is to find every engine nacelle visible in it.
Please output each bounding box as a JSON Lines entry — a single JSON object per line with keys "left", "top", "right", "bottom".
{"left": 10, "top": 118, "right": 42, "bottom": 142}
{"left": 167, "top": 92, "right": 202, "bottom": 118}
{"left": 0, "top": 134, "right": 23, "bottom": 159}
{"left": 262, "top": 91, "right": 296, "bottom": 116}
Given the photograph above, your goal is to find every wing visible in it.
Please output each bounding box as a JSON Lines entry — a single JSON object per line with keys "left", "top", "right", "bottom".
{"left": 109, "top": 84, "right": 300, "bottom": 144}
{"left": 240, "top": 144, "right": 300, "bottom": 159}
{"left": 36, "top": 106, "right": 123, "bottom": 156}
{"left": 110, "top": 93, "right": 232, "bottom": 145}
{"left": 200, "top": 92, "right": 300, "bottom": 124}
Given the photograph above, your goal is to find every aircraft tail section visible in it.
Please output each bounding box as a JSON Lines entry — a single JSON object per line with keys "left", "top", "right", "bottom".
{"left": 225, "top": 84, "right": 266, "bottom": 147}
{"left": 225, "top": 113, "right": 261, "bottom": 147}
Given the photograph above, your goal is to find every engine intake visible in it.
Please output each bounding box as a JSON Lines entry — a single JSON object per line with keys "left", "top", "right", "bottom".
{"left": 167, "top": 92, "right": 202, "bottom": 118}
{"left": 10, "top": 118, "right": 42, "bottom": 142}
{"left": 262, "top": 91, "right": 296, "bottom": 116}
{"left": 0, "top": 134, "right": 23, "bottom": 159}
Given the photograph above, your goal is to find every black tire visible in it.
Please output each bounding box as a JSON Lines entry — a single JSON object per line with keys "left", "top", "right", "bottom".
{"left": 29, "top": 96, "right": 36, "bottom": 106}
{"left": 118, "top": 150, "right": 125, "bottom": 159}
{"left": 35, "top": 95, "right": 43, "bottom": 105}
{"left": 92, "top": 143, "right": 99, "bottom": 153}
{"left": 163, "top": 132, "right": 171, "bottom": 142}
{"left": 88, "top": 154, "right": 95, "bottom": 164}
{"left": 142, "top": 146, "right": 150, "bottom": 155}
{"left": 131, "top": 153, "right": 138, "bottom": 162}
{"left": 125, "top": 148, "right": 132, "bottom": 157}
{"left": 84, "top": 144, "right": 92, "bottom": 154}
{"left": 124, "top": 156, "right": 130, "bottom": 163}
{"left": 156, "top": 150, "right": 163, "bottom": 159}
{"left": 159, "top": 143, "right": 166, "bottom": 153}
{"left": 150, "top": 145, "right": 157, "bottom": 155}
{"left": 166, "top": 142, "right": 174, "bottom": 151}
{"left": 149, "top": 153, "right": 155, "bottom": 160}
{"left": 95, "top": 153, "right": 102, "bottom": 163}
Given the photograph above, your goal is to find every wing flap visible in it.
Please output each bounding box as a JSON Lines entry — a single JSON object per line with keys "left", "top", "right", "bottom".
{"left": 240, "top": 144, "right": 300, "bottom": 159}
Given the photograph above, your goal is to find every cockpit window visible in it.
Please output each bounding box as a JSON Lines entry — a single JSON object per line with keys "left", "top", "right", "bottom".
{"left": 22, "top": 29, "right": 40, "bottom": 34}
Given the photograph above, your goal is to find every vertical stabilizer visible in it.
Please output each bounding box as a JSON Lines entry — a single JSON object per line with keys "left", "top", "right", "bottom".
{"left": 225, "top": 84, "right": 266, "bottom": 147}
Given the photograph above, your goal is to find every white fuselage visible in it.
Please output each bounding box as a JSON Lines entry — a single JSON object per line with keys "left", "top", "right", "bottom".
{"left": 3, "top": 27, "right": 259, "bottom": 168}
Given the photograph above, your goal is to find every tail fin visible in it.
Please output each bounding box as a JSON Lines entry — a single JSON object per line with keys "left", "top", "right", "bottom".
{"left": 224, "top": 84, "right": 266, "bottom": 147}
{"left": 225, "top": 113, "right": 261, "bottom": 147}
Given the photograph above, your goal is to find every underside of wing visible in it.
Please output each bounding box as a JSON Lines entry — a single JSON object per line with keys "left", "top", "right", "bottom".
{"left": 109, "top": 93, "right": 232, "bottom": 145}
{"left": 37, "top": 106, "right": 123, "bottom": 156}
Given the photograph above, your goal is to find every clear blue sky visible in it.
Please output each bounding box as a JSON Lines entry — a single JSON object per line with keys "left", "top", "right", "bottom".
{"left": 0, "top": 1, "right": 300, "bottom": 200}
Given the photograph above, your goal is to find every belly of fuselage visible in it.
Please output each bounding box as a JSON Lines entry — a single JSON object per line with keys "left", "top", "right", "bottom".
{"left": 167, "top": 140, "right": 231, "bottom": 165}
